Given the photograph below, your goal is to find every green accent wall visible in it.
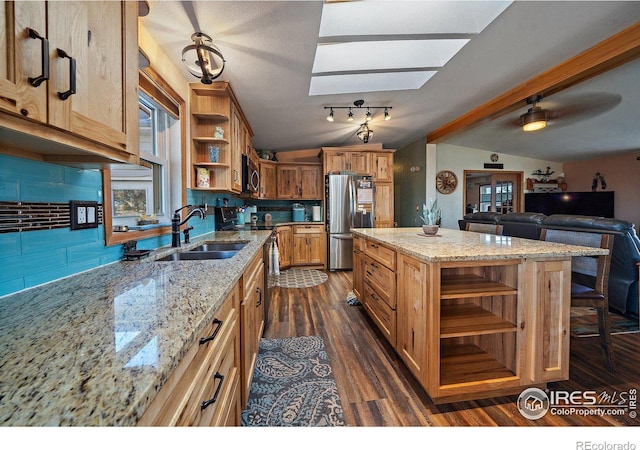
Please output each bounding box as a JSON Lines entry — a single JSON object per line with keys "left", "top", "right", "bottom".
{"left": 394, "top": 136, "right": 426, "bottom": 227}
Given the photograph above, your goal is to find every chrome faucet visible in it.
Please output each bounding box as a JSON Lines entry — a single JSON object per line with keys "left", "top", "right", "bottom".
{"left": 172, "top": 204, "right": 207, "bottom": 247}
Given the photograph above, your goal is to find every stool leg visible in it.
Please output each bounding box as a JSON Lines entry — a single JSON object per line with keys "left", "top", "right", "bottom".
{"left": 596, "top": 304, "right": 616, "bottom": 372}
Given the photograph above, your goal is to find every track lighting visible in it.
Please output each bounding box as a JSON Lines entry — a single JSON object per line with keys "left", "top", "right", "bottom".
{"left": 323, "top": 100, "right": 392, "bottom": 143}
{"left": 521, "top": 95, "right": 548, "bottom": 132}
{"left": 327, "top": 108, "right": 334, "bottom": 122}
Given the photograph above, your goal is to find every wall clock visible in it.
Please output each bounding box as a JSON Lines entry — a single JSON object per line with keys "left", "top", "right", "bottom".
{"left": 436, "top": 170, "right": 458, "bottom": 194}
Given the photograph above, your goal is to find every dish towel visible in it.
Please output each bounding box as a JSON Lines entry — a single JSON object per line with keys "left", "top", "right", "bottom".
{"left": 270, "top": 240, "right": 280, "bottom": 275}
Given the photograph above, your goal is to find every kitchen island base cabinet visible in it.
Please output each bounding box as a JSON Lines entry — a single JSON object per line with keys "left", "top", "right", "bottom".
{"left": 138, "top": 284, "right": 241, "bottom": 426}
{"left": 354, "top": 231, "right": 574, "bottom": 404}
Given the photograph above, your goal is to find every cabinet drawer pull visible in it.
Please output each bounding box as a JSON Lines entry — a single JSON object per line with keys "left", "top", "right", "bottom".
{"left": 27, "top": 28, "right": 49, "bottom": 88}
{"left": 365, "top": 270, "right": 373, "bottom": 276}
{"left": 199, "top": 318, "right": 223, "bottom": 345}
{"left": 370, "top": 243, "right": 379, "bottom": 249}
{"left": 200, "top": 372, "right": 224, "bottom": 410}
{"left": 256, "top": 286, "right": 262, "bottom": 307}
{"left": 56, "top": 48, "right": 76, "bottom": 100}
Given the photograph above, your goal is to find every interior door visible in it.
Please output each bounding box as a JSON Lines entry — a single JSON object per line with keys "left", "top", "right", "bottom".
{"left": 464, "top": 170, "right": 523, "bottom": 216}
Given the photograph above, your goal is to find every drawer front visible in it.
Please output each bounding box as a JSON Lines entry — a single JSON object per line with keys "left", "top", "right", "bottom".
{"left": 364, "top": 239, "right": 396, "bottom": 270}
{"left": 294, "top": 224, "right": 324, "bottom": 234}
{"left": 197, "top": 324, "right": 240, "bottom": 426}
{"left": 364, "top": 284, "right": 396, "bottom": 347}
{"left": 363, "top": 255, "right": 396, "bottom": 308}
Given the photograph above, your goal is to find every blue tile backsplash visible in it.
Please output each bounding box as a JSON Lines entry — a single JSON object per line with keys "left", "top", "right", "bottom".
{"left": 0, "top": 155, "right": 324, "bottom": 298}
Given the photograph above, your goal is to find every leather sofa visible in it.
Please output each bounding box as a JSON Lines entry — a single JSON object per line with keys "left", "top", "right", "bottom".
{"left": 458, "top": 212, "right": 640, "bottom": 318}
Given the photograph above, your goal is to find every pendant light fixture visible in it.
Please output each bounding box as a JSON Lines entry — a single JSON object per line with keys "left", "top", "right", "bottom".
{"left": 356, "top": 122, "right": 373, "bottom": 143}
{"left": 521, "top": 95, "right": 548, "bottom": 132}
{"left": 181, "top": 32, "right": 225, "bottom": 84}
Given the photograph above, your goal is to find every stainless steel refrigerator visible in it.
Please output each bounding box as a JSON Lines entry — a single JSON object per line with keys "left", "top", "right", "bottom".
{"left": 326, "top": 174, "right": 374, "bottom": 270}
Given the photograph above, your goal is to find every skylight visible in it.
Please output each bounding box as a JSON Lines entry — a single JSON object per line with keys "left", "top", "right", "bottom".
{"left": 310, "top": 1, "right": 512, "bottom": 95}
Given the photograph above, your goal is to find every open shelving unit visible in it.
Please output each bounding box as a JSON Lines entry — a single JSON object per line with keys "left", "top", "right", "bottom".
{"left": 190, "top": 86, "right": 232, "bottom": 191}
{"left": 438, "top": 261, "right": 520, "bottom": 388}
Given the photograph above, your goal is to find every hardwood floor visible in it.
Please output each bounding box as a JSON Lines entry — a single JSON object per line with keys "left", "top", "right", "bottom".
{"left": 264, "top": 270, "right": 640, "bottom": 427}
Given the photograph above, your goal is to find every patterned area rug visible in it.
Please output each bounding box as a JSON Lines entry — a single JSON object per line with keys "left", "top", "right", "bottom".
{"left": 269, "top": 269, "right": 328, "bottom": 288}
{"left": 241, "top": 335, "right": 345, "bottom": 427}
{"left": 571, "top": 307, "right": 639, "bottom": 337}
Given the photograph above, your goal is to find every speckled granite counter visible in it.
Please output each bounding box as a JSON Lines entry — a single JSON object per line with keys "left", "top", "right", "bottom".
{"left": 0, "top": 230, "right": 273, "bottom": 426}
{"left": 351, "top": 227, "right": 608, "bottom": 262}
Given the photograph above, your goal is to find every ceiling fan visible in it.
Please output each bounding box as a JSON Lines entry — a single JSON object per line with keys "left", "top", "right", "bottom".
{"left": 502, "top": 92, "right": 623, "bottom": 131}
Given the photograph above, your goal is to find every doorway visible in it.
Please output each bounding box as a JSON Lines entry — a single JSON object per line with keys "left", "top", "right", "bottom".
{"left": 463, "top": 170, "right": 523, "bottom": 216}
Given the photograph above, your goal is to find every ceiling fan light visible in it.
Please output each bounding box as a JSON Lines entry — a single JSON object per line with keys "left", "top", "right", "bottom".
{"left": 521, "top": 106, "right": 548, "bottom": 132}
{"left": 182, "top": 32, "right": 225, "bottom": 84}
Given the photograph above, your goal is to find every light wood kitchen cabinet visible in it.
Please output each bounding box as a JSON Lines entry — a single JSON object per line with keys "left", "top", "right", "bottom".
{"left": 396, "top": 254, "right": 428, "bottom": 383}
{"left": 230, "top": 103, "right": 244, "bottom": 193}
{"left": 323, "top": 150, "right": 370, "bottom": 174}
{"left": 277, "top": 225, "right": 293, "bottom": 269}
{"left": 374, "top": 182, "right": 394, "bottom": 228}
{"left": 352, "top": 236, "right": 363, "bottom": 301}
{"left": 371, "top": 152, "right": 393, "bottom": 182}
{"left": 189, "top": 81, "right": 251, "bottom": 193}
{"left": 138, "top": 283, "right": 241, "bottom": 426}
{"left": 258, "top": 160, "right": 277, "bottom": 199}
{"left": 293, "top": 224, "right": 325, "bottom": 267}
{"left": 241, "top": 252, "right": 265, "bottom": 407}
{"left": 0, "top": 1, "right": 139, "bottom": 165}
{"left": 362, "top": 241, "right": 397, "bottom": 346}
{"left": 354, "top": 233, "right": 572, "bottom": 403}
{"left": 276, "top": 163, "right": 322, "bottom": 200}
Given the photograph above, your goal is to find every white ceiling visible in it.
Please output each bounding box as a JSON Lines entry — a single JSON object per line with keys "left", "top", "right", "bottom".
{"left": 140, "top": 1, "right": 640, "bottom": 162}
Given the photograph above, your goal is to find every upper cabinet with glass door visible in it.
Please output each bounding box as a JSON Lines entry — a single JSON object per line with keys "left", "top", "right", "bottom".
{"left": 0, "top": 1, "right": 139, "bottom": 165}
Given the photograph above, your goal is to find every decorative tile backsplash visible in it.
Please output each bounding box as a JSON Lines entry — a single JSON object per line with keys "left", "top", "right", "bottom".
{"left": 0, "top": 201, "right": 103, "bottom": 233}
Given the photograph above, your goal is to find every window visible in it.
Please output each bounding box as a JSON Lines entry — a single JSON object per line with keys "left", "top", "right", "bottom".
{"left": 103, "top": 69, "right": 185, "bottom": 246}
{"left": 110, "top": 92, "right": 175, "bottom": 224}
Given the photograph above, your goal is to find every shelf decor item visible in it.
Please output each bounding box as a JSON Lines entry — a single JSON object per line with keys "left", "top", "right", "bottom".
{"left": 214, "top": 126, "right": 224, "bottom": 138}
{"left": 419, "top": 198, "right": 441, "bottom": 235}
{"left": 208, "top": 146, "right": 220, "bottom": 163}
{"left": 196, "top": 167, "right": 210, "bottom": 188}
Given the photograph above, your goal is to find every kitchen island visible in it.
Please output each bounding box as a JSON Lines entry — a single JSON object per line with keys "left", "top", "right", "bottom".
{"left": 0, "top": 230, "right": 273, "bottom": 426}
{"left": 351, "top": 227, "right": 608, "bottom": 403}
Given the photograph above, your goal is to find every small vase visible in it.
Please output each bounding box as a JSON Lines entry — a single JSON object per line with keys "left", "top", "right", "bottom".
{"left": 422, "top": 225, "right": 439, "bottom": 235}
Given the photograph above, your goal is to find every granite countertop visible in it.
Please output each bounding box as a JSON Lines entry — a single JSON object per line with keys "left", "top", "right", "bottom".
{"left": 0, "top": 230, "right": 273, "bottom": 426}
{"left": 351, "top": 227, "right": 608, "bottom": 262}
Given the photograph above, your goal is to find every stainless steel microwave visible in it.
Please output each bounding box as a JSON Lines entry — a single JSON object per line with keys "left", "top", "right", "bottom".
{"left": 242, "top": 154, "right": 260, "bottom": 196}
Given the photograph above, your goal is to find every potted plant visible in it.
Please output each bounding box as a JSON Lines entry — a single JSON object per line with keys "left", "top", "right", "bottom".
{"left": 418, "top": 198, "right": 441, "bottom": 235}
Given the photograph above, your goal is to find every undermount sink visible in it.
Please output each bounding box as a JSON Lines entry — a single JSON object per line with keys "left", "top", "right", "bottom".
{"left": 188, "top": 241, "right": 249, "bottom": 252}
{"left": 156, "top": 241, "right": 249, "bottom": 261}
{"left": 157, "top": 250, "right": 239, "bottom": 261}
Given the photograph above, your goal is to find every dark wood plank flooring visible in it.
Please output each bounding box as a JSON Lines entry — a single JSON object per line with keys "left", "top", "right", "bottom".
{"left": 265, "top": 270, "right": 640, "bottom": 427}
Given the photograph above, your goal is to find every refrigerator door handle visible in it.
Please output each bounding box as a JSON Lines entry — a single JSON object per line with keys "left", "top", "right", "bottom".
{"left": 349, "top": 178, "right": 356, "bottom": 228}
{"left": 331, "top": 235, "right": 353, "bottom": 240}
